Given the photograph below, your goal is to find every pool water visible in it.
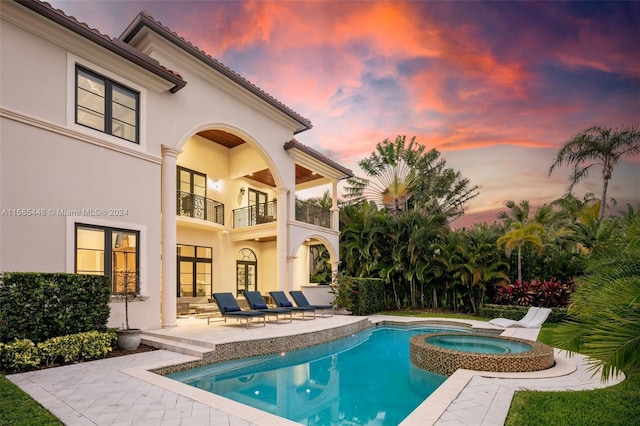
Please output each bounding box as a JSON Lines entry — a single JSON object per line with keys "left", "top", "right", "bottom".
{"left": 426, "top": 334, "right": 532, "bottom": 354}
{"left": 168, "top": 325, "right": 469, "bottom": 425}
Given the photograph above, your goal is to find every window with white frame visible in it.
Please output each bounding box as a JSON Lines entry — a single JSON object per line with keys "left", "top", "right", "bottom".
{"left": 75, "top": 65, "right": 139, "bottom": 143}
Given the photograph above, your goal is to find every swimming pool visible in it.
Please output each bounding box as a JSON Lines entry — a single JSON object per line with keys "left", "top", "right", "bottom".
{"left": 168, "top": 324, "right": 471, "bottom": 425}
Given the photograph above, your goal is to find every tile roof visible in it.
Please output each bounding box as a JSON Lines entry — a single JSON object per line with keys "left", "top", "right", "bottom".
{"left": 120, "top": 11, "right": 313, "bottom": 134}
{"left": 284, "top": 139, "right": 353, "bottom": 178}
{"left": 15, "top": 0, "right": 186, "bottom": 92}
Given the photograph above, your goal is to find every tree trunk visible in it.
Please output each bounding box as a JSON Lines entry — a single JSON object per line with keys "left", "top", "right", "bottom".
{"left": 599, "top": 176, "right": 610, "bottom": 220}
{"left": 517, "top": 246, "right": 522, "bottom": 283}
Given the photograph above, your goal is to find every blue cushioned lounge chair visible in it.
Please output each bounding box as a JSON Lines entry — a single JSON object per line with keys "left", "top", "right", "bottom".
{"left": 289, "top": 290, "right": 333, "bottom": 317}
{"left": 270, "top": 291, "right": 315, "bottom": 320}
{"left": 243, "top": 291, "right": 292, "bottom": 323}
{"left": 212, "top": 292, "right": 266, "bottom": 328}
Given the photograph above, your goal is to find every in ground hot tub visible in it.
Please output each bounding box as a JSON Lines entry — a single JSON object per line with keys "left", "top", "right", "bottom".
{"left": 410, "top": 333, "right": 554, "bottom": 375}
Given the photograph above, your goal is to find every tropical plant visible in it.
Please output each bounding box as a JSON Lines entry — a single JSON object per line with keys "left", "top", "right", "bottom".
{"left": 497, "top": 222, "right": 545, "bottom": 283}
{"left": 549, "top": 124, "right": 640, "bottom": 219}
{"left": 344, "top": 135, "right": 478, "bottom": 221}
{"left": 552, "top": 206, "right": 640, "bottom": 380}
{"left": 493, "top": 278, "right": 574, "bottom": 308}
{"left": 450, "top": 224, "right": 509, "bottom": 312}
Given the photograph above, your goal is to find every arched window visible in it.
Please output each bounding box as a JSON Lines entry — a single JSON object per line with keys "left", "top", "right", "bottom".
{"left": 236, "top": 248, "right": 257, "bottom": 296}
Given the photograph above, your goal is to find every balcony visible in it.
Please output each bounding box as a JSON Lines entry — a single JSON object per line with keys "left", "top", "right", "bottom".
{"left": 177, "top": 191, "right": 224, "bottom": 225}
{"left": 295, "top": 200, "right": 331, "bottom": 228}
{"left": 233, "top": 201, "right": 277, "bottom": 229}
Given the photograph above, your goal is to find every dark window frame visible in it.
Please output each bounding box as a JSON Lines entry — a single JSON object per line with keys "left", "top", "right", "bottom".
{"left": 176, "top": 244, "right": 213, "bottom": 298}
{"left": 236, "top": 248, "right": 257, "bottom": 296}
{"left": 75, "top": 65, "right": 140, "bottom": 144}
{"left": 177, "top": 166, "right": 207, "bottom": 195}
{"left": 74, "top": 223, "right": 140, "bottom": 295}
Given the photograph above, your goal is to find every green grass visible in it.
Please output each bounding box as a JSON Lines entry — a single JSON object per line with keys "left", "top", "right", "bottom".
{"left": 505, "top": 323, "right": 640, "bottom": 426}
{"left": 0, "top": 374, "right": 62, "bottom": 426}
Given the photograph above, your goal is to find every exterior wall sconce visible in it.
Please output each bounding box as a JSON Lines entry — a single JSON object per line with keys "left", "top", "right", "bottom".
{"left": 240, "top": 187, "right": 246, "bottom": 195}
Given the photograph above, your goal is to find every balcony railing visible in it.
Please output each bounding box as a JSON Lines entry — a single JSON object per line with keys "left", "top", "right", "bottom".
{"left": 233, "top": 200, "right": 277, "bottom": 228}
{"left": 296, "top": 200, "right": 331, "bottom": 228}
{"left": 177, "top": 191, "right": 224, "bottom": 225}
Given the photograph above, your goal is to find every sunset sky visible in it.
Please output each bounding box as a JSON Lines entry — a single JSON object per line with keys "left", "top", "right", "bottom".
{"left": 50, "top": 0, "right": 640, "bottom": 227}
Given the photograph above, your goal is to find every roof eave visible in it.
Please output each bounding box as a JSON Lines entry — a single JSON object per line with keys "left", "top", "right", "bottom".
{"left": 284, "top": 140, "right": 353, "bottom": 179}
{"left": 15, "top": 0, "right": 186, "bottom": 93}
{"left": 120, "top": 12, "right": 312, "bottom": 133}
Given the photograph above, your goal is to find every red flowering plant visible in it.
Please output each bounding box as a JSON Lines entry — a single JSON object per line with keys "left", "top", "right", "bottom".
{"left": 493, "top": 278, "right": 574, "bottom": 308}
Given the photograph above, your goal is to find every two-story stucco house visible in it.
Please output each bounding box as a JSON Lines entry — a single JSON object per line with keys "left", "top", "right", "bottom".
{"left": 0, "top": 0, "right": 352, "bottom": 330}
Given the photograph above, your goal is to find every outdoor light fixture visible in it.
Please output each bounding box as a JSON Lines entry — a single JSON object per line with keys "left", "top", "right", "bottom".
{"left": 240, "top": 187, "right": 246, "bottom": 195}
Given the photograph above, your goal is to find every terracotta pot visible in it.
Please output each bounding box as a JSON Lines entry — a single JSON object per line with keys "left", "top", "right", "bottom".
{"left": 117, "top": 328, "right": 141, "bottom": 351}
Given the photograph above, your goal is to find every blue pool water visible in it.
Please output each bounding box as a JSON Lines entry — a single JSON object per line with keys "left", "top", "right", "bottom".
{"left": 426, "top": 334, "right": 532, "bottom": 354}
{"left": 168, "top": 325, "right": 470, "bottom": 425}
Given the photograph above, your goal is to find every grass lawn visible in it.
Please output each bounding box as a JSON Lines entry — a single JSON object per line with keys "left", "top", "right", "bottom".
{"left": 506, "top": 323, "right": 640, "bottom": 426}
{"left": 0, "top": 374, "right": 62, "bottom": 426}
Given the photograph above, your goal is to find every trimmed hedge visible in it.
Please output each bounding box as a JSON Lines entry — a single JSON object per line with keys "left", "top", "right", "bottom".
{"left": 0, "top": 272, "right": 111, "bottom": 343}
{"left": 332, "top": 276, "right": 385, "bottom": 315}
{"left": 478, "top": 303, "right": 567, "bottom": 323}
{"left": 0, "top": 330, "right": 116, "bottom": 372}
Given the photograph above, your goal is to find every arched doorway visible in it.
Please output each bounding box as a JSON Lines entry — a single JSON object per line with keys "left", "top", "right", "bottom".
{"left": 236, "top": 248, "right": 257, "bottom": 296}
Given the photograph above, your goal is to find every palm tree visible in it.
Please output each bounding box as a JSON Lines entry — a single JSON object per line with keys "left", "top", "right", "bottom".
{"left": 344, "top": 135, "right": 478, "bottom": 221}
{"left": 552, "top": 207, "right": 640, "bottom": 380}
{"left": 497, "top": 222, "right": 545, "bottom": 283}
{"left": 549, "top": 124, "right": 640, "bottom": 220}
{"left": 498, "top": 199, "right": 532, "bottom": 229}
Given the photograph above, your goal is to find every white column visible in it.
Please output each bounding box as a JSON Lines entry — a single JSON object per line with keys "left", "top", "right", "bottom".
{"left": 330, "top": 260, "right": 340, "bottom": 284}
{"left": 330, "top": 180, "right": 339, "bottom": 232}
{"left": 276, "top": 187, "right": 289, "bottom": 291}
{"left": 286, "top": 256, "right": 296, "bottom": 292}
{"left": 161, "top": 145, "right": 181, "bottom": 328}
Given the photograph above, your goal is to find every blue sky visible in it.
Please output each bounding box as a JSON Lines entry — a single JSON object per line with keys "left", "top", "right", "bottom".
{"left": 50, "top": 0, "right": 640, "bottom": 226}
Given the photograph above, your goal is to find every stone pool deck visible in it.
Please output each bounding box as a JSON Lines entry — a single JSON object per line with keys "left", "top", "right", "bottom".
{"left": 7, "top": 314, "right": 625, "bottom": 425}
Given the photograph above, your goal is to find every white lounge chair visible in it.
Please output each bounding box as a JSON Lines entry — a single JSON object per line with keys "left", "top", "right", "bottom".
{"left": 489, "top": 306, "right": 551, "bottom": 328}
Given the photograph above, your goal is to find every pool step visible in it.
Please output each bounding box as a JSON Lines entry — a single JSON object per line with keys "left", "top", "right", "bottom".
{"left": 141, "top": 333, "right": 215, "bottom": 358}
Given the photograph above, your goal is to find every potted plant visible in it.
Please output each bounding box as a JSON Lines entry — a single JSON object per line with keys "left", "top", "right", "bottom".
{"left": 114, "top": 250, "right": 141, "bottom": 351}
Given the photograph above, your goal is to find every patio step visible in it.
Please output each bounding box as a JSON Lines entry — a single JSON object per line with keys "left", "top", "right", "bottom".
{"left": 142, "top": 330, "right": 217, "bottom": 349}
{"left": 141, "top": 334, "right": 215, "bottom": 358}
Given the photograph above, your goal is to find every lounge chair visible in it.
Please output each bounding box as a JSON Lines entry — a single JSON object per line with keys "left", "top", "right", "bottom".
{"left": 243, "top": 291, "right": 292, "bottom": 323}
{"left": 489, "top": 306, "right": 551, "bottom": 328}
{"left": 212, "top": 292, "right": 266, "bottom": 328}
{"left": 270, "top": 291, "right": 316, "bottom": 320}
{"left": 289, "top": 290, "right": 334, "bottom": 317}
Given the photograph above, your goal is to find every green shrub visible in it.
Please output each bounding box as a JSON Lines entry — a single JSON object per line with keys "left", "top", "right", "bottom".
{"left": 1, "top": 331, "right": 115, "bottom": 372}
{"left": 331, "top": 275, "right": 385, "bottom": 315}
{"left": 0, "top": 339, "right": 40, "bottom": 372}
{"left": 0, "top": 272, "right": 111, "bottom": 343}
{"left": 478, "top": 303, "right": 567, "bottom": 323}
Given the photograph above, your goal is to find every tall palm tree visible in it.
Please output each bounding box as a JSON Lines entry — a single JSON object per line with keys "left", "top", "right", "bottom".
{"left": 497, "top": 222, "right": 545, "bottom": 283}
{"left": 549, "top": 124, "right": 640, "bottom": 220}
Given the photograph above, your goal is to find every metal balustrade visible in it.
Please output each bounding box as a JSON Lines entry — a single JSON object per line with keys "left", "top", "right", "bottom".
{"left": 295, "top": 200, "right": 331, "bottom": 228}
{"left": 233, "top": 201, "right": 277, "bottom": 228}
{"left": 176, "top": 191, "right": 224, "bottom": 225}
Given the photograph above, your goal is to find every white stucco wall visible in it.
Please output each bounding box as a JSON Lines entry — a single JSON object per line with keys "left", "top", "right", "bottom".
{"left": 1, "top": 3, "right": 343, "bottom": 330}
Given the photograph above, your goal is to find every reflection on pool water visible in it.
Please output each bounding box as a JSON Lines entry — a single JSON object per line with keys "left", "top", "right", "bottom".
{"left": 425, "top": 334, "right": 533, "bottom": 354}
{"left": 167, "top": 325, "right": 471, "bottom": 425}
